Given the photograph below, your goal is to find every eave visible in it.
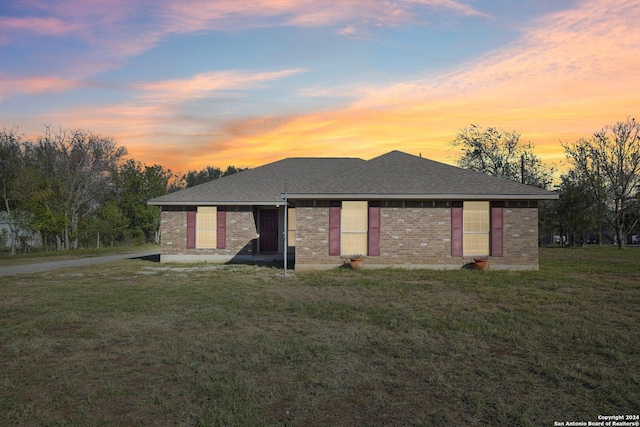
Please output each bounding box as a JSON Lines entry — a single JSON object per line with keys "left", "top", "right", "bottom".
{"left": 147, "top": 200, "right": 287, "bottom": 207}
{"left": 282, "top": 193, "right": 559, "bottom": 201}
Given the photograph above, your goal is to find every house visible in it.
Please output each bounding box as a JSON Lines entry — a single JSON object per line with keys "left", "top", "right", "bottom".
{"left": 148, "top": 150, "right": 558, "bottom": 270}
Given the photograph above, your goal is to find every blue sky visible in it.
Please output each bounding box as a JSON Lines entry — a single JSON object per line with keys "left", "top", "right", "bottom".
{"left": 1, "top": 0, "right": 638, "bottom": 173}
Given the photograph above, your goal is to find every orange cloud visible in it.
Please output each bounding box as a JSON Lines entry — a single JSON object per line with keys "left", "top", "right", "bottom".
{"left": 156, "top": 0, "right": 640, "bottom": 172}
{"left": 15, "top": 0, "right": 639, "bottom": 178}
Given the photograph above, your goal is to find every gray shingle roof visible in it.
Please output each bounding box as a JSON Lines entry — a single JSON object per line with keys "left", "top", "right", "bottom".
{"left": 148, "top": 157, "right": 365, "bottom": 205}
{"left": 148, "top": 150, "right": 557, "bottom": 206}
{"left": 289, "top": 150, "right": 557, "bottom": 200}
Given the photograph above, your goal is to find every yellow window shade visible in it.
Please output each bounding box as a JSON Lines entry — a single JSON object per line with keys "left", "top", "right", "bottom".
{"left": 464, "top": 233, "right": 490, "bottom": 256}
{"left": 287, "top": 208, "right": 296, "bottom": 247}
{"left": 463, "top": 201, "right": 489, "bottom": 233}
{"left": 342, "top": 233, "right": 368, "bottom": 256}
{"left": 341, "top": 201, "right": 368, "bottom": 255}
{"left": 463, "top": 201, "right": 489, "bottom": 256}
{"left": 196, "top": 206, "right": 217, "bottom": 248}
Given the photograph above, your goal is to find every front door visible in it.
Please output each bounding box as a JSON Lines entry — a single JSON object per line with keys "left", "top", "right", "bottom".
{"left": 259, "top": 209, "right": 279, "bottom": 252}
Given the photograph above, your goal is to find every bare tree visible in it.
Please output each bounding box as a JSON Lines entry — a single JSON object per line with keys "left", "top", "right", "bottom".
{"left": 36, "top": 127, "right": 127, "bottom": 250}
{"left": 451, "top": 124, "right": 555, "bottom": 189}
{"left": 563, "top": 117, "right": 640, "bottom": 249}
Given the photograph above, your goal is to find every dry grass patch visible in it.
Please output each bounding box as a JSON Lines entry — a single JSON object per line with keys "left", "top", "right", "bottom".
{"left": 1, "top": 247, "right": 639, "bottom": 426}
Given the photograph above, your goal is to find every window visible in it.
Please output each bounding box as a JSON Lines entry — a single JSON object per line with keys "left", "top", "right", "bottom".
{"left": 341, "top": 201, "right": 368, "bottom": 255}
{"left": 463, "top": 201, "right": 489, "bottom": 256}
{"left": 287, "top": 208, "right": 296, "bottom": 247}
{"left": 196, "top": 206, "right": 217, "bottom": 248}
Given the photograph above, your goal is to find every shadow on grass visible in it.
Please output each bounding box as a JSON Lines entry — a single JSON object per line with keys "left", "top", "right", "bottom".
{"left": 128, "top": 253, "right": 161, "bottom": 262}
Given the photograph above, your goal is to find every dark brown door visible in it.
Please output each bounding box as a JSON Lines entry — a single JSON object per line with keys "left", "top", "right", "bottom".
{"left": 259, "top": 209, "right": 279, "bottom": 252}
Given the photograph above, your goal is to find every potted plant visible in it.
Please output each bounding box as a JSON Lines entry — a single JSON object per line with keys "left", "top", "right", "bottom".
{"left": 473, "top": 256, "right": 489, "bottom": 271}
{"left": 348, "top": 254, "right": 365, "bottom": 270}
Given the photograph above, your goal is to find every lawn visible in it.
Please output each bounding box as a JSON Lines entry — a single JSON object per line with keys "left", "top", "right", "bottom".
{"left": 1, "top": 247, "right": 639, "bottom": 426}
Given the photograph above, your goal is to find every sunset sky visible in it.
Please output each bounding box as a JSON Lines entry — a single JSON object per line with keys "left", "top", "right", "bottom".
{"left": 1, "top": 0, "right": 639, "bottom": 174}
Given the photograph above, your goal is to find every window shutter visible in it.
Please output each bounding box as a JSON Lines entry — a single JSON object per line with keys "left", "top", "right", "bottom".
{"left": 329, "top": 204, "right": 341, "bottom": 256}
{"left": 217, "top": 209, "right": 226, "bottom": 249}
{"left": 186, "top": 210, "right": 196, "bottom": 249}
{"left": 368, "top": 203, "right": 381, "bottom": 256}
{"left": 491, "top": 204, "right": 504, "bottom": 257}
{"left": 451, "top": 203, "right": 463, "bottom": 257}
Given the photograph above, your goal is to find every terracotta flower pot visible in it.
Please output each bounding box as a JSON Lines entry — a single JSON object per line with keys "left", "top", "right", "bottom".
{"left": 349, "top": 258, "right": 364, "bottom": 270}
{"left": 474, "top": 259, "right": 489, "bottom": 271}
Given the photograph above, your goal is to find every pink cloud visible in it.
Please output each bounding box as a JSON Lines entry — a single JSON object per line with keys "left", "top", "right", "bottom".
{"left": 162, "top": 0, "right": 486, "bottom": 32}
{"left": 134, "top": 69, "right": 307, "bottom": 103}
{"left": 0, "top": 75, "right": 81, "bottom": 99}
{"left": 11, "top": 0, "right": 638, "bottom": 176}
{"left": 0, "top": 16, "right": 74, "bottom": 37}
{"left": 3, "top": 0, "right": 487, "bottom": 83}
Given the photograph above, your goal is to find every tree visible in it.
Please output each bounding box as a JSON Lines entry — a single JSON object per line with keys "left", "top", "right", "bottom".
{"left": 93, "top": 201, "right": 129, "bottom": 247}
{"left": 114, "top": 160, "right": 177, "bottom": 244}
{"left": 34, "top": 127, "right": 127, "bottom": 249}
{"left": 556, "top": 170, "right": 601, "bottom": 246}
{"left": 0, "top": 126, "right": 26, "bottom": 254}
{"left": 563, "top": 117, "right": 640, "bottom": 249}
{"left": 451, "top": 124, "right": 555, "bottom": 189}
{"left": 182, "top": 165, "right": 246, "bottom": 188}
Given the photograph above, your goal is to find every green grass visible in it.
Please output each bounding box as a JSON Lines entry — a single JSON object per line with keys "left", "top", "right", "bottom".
{"left": 1, "top": 247, "right": 639, "bottom": 426}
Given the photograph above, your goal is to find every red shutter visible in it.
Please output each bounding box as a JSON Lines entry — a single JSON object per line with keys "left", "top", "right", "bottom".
{"left": 451, "top": 204, "right": 463, "bottom": 257}
{"left": 329, "top": 204, "right": 341, "bottom": 256}
{"left": 491, "top": 205, "right": 504, "bottom": 257}
{"left": 368, "top": 203, "right": 381, "bottom": 256}
{"left": 217, "top": 209, "right": 226, "bottom": 249}
{"left": 186, "top": 210, "right": 196, "bottom": 249}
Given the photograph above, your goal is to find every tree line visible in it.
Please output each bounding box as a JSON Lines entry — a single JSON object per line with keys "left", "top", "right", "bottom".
{"left": 2, "top": 118, "right": 639, "bottom": 254}
{"left": 451, "top": 117, "right": 640, "bottom": 249}
{"left": 0, "top": 125, "right": 244, "bottom": 254}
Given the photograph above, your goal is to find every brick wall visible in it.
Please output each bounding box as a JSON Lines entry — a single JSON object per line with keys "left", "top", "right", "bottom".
{"left": 378, "top": 204, "right": 452, "bottom": 266}
{"left": 501, "top": 207, "right": 539, "bottom": 268}
{"left": 294, "top": 203, "right": 333, "bottom": 266}
{"left": 293, "top": 201, "right": 539, "bottom": 270}
{"left": 159, "top": 202, "right": 540, "bottom": 270}
{"left": 160, "top": 207, "right": 256, "bottom": 257}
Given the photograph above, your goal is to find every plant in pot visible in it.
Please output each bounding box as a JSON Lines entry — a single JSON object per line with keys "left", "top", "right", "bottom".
{"left": 347, "top": 254, "right": 365, "bottom": 270}
{"left": 473, "top": 256, "right": 489, "bottom": 271}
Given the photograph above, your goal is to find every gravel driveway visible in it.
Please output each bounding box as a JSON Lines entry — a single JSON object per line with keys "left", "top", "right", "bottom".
{"left": 0, "top": 250, "right": 160, "bottom": 277}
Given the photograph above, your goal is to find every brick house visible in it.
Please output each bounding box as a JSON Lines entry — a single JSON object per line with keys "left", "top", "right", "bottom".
{"left": 148, "top": 150, "right": 558, "bottom": 270}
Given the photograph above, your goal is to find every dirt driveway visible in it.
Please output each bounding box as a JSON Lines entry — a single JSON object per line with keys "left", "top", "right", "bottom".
{"left": 0, "top": 250, "right": 160, "bottom": 277}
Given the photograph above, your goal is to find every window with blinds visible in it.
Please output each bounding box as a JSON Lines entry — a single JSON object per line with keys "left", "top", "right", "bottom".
{"left": 341, "top": 201, "right": 368, "bottom": 255}
{"left": 196, "top": 206, "right": 217, "bottom": 248}
{"left": 287, "top": 208, "right": 296, "bottom": 247}
{"left": 463, "top": 201, "right": 489, "bottom": 256}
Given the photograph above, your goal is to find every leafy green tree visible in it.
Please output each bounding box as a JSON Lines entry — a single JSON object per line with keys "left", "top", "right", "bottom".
{"left": 114, "top": 160, "right": 177, "bottom": 243}
{"left": 563, "top": 117, "right": 640, "bottom": 248}
{"left": 0, "top": 127, "right": 27, "bottom": 254}
{"left": 92, "top": 201, "right": 130, "bottom": 247}
{"left": 451, "top": 124, "right": 555, "bottom": 189}
{"left": 556, "top": 171, "right": 602, "bottom": 246}
{"left": 20, "top": 143, "right": 68, "bottom": 250}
